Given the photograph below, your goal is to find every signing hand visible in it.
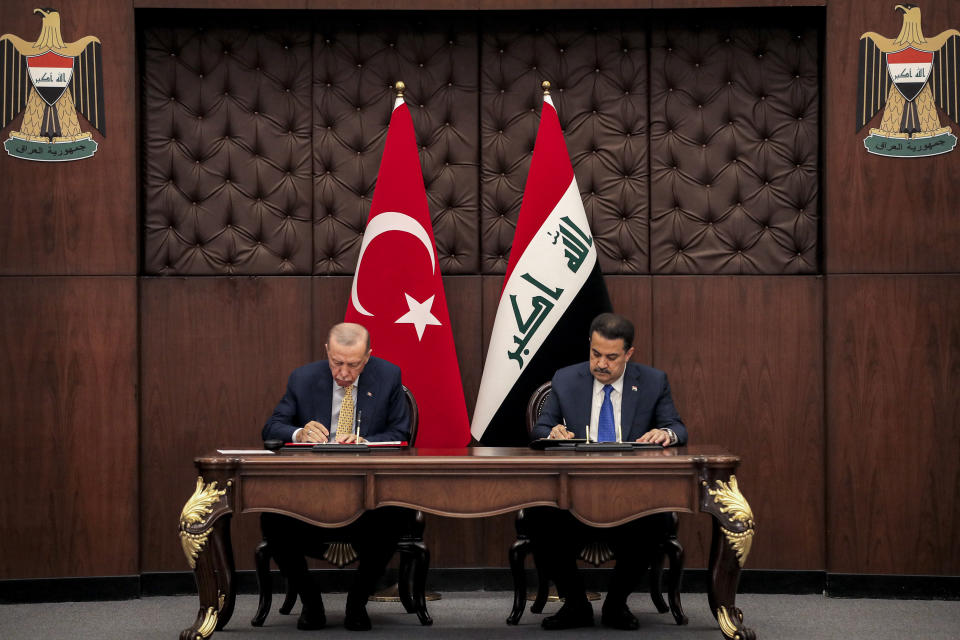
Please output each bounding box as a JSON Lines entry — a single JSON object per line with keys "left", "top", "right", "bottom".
{"left": 335, "top": 433, "right": 366, "bottom": 444}
{"left": 298, "top": 420, "right": 329, "bottom": 443}
{"left": 637, "top": 428, "right": 671, "bottom": 447}
{"left": 548, "top": 424, "right": 576, "bottom": 439}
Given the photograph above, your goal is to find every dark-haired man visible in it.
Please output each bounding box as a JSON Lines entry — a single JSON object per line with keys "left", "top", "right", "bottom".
{"left": 261, "top": 322, "right": 410, "bottom": 631}
{"left": 531, "top": 312, "right": 688, "bottom": 630}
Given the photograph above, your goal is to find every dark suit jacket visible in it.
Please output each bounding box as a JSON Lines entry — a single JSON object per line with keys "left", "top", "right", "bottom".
{"left": 262, "top": 356, "right": 410, "bottom": 443}
{"left": 532, "top": 362, "right": 687, "bottom": 444}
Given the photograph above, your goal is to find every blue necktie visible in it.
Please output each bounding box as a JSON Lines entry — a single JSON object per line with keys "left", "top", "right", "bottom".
{"left": 597, "top": 384, "right": 616, "bottom": 442}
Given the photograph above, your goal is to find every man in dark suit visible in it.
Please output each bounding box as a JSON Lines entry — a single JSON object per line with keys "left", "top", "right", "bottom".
{"left": 531, "top": 312, "right": 688, "bottom": 631}
{"left": 260, "top": 322, "right": 410, "bottom": 631}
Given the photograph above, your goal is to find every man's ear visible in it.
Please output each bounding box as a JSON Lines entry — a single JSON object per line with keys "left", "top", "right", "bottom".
{"left": 625, "top": 346, "right": 635, "bottom": 361}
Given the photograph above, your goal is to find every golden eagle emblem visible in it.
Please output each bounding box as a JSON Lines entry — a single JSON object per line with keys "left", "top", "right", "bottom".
{"left": 857, "top": 4, "right": 960, "bottom": 157}
{"left": 1, "top": 8, "right": 104, "bottom": 161}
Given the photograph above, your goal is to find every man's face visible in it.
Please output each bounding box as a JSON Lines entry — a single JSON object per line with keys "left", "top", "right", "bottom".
{"left": 589, "top": 332, "right": 634, "bottom": 384}
{"left": 326, "top": 340, "right": 370, "bottom": 387}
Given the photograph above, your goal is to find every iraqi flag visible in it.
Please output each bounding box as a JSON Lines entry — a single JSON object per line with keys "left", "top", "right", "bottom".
{"left": 345, "top": 92, "right": 470, "bottom": 448}
{"left": 886, "top": 47, "right": 933, "bottom": 102}
{"left": 27, "top": 50, "right": 73, "bottom": 105}
{"left": 471, "top": 91, "right": 611, "bottom": 446}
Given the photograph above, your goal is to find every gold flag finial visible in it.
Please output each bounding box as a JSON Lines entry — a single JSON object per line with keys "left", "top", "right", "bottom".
{"left": 395, "top": 81, "right": 405, "bottom": 98}
{"left": 541, "top": 80, "right": 551, "bottom": 95}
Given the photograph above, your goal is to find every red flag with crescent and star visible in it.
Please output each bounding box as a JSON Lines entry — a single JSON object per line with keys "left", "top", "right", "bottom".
{"left": 344, "top": 94, "right": 470, "bottom": 447}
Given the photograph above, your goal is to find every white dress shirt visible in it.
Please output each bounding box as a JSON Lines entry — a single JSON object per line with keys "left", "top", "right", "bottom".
{"left": 588, "top": 370, "right": 625, "bottom": 442}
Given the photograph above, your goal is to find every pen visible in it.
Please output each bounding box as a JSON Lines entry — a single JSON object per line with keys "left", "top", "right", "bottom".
{"left": 355, "top": 410, "right": 363, "bottom": 443}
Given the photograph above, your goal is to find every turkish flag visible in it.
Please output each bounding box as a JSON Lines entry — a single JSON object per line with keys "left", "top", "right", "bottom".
{"left": 345, "top": 95, "right": 470, "bottom": 448}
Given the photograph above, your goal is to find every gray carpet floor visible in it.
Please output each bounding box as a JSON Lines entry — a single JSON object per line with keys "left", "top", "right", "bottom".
{"left": 2, "top": 591, "right": 959, "bottom": 639}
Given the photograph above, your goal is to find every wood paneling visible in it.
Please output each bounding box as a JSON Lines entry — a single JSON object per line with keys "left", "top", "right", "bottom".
{"left": 653, "top": 276, "right": 824, "bottom": 570}
{"left": 0, "top": 0, "right": 135, "bottom": 275}
{"left": 826, "top": 275, "right": 960, "bottom": 574}
{"left": 140, "top": 277, "right": 312, "bottom": 571}
{"left": 606, "top": 275, "right": 653, "bottom": 364}
{"left": 311, "top": 276, "right": 352, "bottom": 360}
{"left": 0, "top": 277, "right": 138, "bottom": 579}
{"left": 824, "top": 0, "right": 960, "bottom": 273}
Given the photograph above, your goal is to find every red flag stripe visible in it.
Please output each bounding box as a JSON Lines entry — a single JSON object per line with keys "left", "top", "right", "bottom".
{"left": 503, "top": 97, "right": 574, "bottom": 286}
{"left": 28, "top": 51, "right": 74, "bottom": 68}
{"left": 887, "top": 47, "right": 934, "bottom": 64}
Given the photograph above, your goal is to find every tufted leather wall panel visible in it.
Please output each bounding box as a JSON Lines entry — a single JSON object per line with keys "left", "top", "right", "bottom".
{"left": 480, "top": 14, "right": 649, "bottom": 274}
{"left": 142, "top": 10, "right": 819, "bottom": 276}
{"left": 312, "top": 15, "right": 479, "bottom": 275}
{"left": 649, "top": 12, "right": 819, "bottom": 274}
{"left": 143, "top": 17, "right": 314, "bottom": 274}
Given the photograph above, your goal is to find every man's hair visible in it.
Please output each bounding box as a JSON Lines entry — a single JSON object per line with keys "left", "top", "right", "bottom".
{"left": 328, "top": 322, "right": 370, "bottom": 352}
{"left": 589, "top": 313, "right": 634, "bottom": 351}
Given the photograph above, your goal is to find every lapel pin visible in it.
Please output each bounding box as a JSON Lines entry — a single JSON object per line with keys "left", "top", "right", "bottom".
{"left": 631, "top": 385, "right": 638, "bottom": 392}
{"left": 367, "top": 391, "right": 373, "bottom": 397}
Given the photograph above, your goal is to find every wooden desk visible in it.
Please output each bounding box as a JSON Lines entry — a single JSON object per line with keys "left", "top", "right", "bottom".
{"left": 178, "top": 446, "right": 757, "bottom": 640}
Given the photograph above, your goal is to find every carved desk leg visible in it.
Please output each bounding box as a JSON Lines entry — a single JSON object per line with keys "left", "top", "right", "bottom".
{"left": 701, "top": 474, "right": 757, "bottom": 640}
{"left": 178, "top": 476, "right": 234, "bottom": 640}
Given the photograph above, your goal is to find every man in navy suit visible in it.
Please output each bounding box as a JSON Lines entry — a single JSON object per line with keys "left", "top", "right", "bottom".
{"left": 261, "top": 322, "right": 410, "bottom": 631}
{"left": 531, "top": 312, "right": 688, "bottom": 631}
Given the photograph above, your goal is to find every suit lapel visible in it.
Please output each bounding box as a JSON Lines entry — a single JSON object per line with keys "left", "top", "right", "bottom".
{"left": 355, "top": 359, "right": 378, "bottom": 426}
{"left": 620, "top": 364, "right": 641, "bottom": 435}
{"left": 318, "top": 364, "right": 334, "bottom": 427}
{"left": 573, "top": 364, "right": 594, "bottom": 433}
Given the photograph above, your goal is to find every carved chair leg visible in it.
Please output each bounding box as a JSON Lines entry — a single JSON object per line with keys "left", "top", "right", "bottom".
{"left": 397, "top": 543, "right": 417, "bottom": 614}
{"left": 665, "top": 536, "right": 688, "bottom": 625}
{"left": 648, "top": 546, "right": 670, "bottom": 614}
{"left": 411, "top": 541, "right": 433, "bottom": 626}
{"left": 251, "top": 540, "right": 273, "bottom": 626}
{"left": 530, "top": 547, "right": 551, "bottom": 614}
{"left": 506, "top": 537, "right": 530, "bottom": 625}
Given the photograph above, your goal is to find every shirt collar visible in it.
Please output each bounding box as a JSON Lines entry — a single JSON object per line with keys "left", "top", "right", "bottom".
{"left": 592, "top": 368, "right": 626, "bottom": 396}
{"left": 333, "top": 374, "right": 360, "bottom": 394}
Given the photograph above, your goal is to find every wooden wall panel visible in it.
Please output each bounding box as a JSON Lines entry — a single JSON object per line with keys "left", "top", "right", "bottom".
{"left": 827, "top": 275, "right": 960, "bottom": 575}
{"left": 0, "top": 0, "right": 135, "bottom": 275}
{"left": 824, "top": 0, "right": 960, "bottom": 273}
{"left": 0, "top": 278, "right": 138, "bottom": 579}
{"left": 140, "top": 277, "right": 312, "bottom": 571}
{"left": 653, "top": 276, "right": 824, "bottom": 569}
{"left": 607, "top": 276, "right": 653, "bottom": 364}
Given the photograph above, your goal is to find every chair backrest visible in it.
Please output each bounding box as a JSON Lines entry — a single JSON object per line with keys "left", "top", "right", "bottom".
{"left": 402, "top": 384, "right": 420, "bottom": 445}
{"left": 525, "top": 381, "right": 553, "bottom": 439}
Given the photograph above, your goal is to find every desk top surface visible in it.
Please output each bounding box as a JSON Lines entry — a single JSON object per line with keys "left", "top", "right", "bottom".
{"left": 196, "top": 445, "right": 739, "bottom": 470}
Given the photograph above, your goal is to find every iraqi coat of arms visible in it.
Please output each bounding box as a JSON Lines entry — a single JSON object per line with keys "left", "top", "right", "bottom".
{"left": 857, "top": 4, "right": 959, "bottom": 157}
{"left": 0, "top": 8, "right": 105, "bottom": 161}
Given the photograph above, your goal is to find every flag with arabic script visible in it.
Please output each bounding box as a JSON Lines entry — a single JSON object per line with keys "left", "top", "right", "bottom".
{"left": 471, "top": 92, "right": 611, "bottom": 446}
{"left": 345, "top": 93, "right": 470, "bottom": 447}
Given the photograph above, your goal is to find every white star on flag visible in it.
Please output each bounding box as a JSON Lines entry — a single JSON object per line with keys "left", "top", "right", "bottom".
{"left": 395, "top": 293, "right": 441, "bottom": 340}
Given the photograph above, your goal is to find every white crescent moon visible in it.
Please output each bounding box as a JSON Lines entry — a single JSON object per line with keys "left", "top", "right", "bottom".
{"left": 351, "top": 211, "right": 436, "bottom": 317}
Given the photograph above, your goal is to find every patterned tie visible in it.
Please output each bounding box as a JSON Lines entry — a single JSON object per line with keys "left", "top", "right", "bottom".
{"left": 597, "top": 384, "right": 616, "bottom": 442}
{"left": 335, "top": 386, "right": 355, "bottom": 437}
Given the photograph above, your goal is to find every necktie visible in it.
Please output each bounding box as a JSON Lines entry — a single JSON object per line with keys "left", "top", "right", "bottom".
{"left": 336, "top": 386, "right": 355, "bottom": 437}
{"left": 597, "top": 384, "right": 616, "bottom": 442}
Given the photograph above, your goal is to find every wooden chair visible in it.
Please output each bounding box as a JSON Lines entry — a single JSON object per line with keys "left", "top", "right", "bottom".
{"left": 251, "top": 385, "right": 432, "bottom": 627}
{"left": 506, "top": 381, "right": 687, "bottom": 626}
